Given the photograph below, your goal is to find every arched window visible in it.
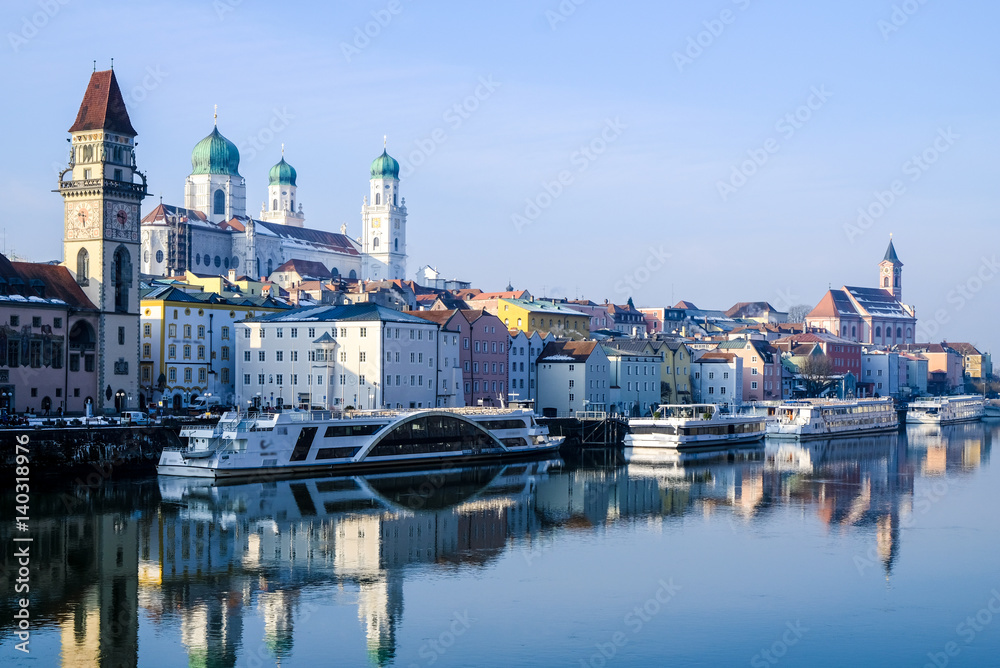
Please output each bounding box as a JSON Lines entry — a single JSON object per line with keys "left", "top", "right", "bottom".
{"left": 349, "top": 269, "right": 357, "bottom": 279}
{"left": 393, "top": 193, "right": 397, "bottom": 206}
{"left": 112, "top": 246, "right": 131, "bottom": 313}
{"left": 394, "top": 238, "right": 399, "bottom": 251}
{"left": 213, "top": 189, "right": 226, "bottom": 215}
{"left": 373, "top": 238, "right": 380, "bottom": 248}
{"left": 894, "top": 276, "right": 899, "bottom": 288}
{"left": 875, "top": 326, "right": 881, "bottom": 339}
{"left": 272, "top": 198, "right": 277, "bottom": 211}
{"left": 883, "top": 277, "right": 889, "bottom": 288}
{"left": 906, "top": 327, "right": 912, "bottom": 340}
{"left": 852, "top": 326, "right": 857, "bottom": 339}
{"left": 267, "top": 258, "right": 273, "bottom": 275}
{"left": 896, "top": 327, "right": 902, "bottom": 339}
{"left": 291, "top": 199, "right": 294, "bottom": 211}
{"left": 375, "top": 193, "right": 381, "bottom": 205}
{"left": 76, "top": 248, "right": 89, "bottom": 285}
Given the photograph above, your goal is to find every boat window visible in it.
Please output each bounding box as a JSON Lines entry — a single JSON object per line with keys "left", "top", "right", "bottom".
{"left": 324, "top": 424, "right": 384, "bottom": 438}
{"left": 367, "top": 415, "right": 497, "bottom": 457}
{"left": 315, "top": 447, "right": 362, "bottom": 460}
{"left": 501, "top": 437, "right": 529, "bottom": 448}
{"left": 479, "top": 419, "right": 527, "bottom": 430}
{"left": 290, "top": 427, "right": 318, "bottom": 462}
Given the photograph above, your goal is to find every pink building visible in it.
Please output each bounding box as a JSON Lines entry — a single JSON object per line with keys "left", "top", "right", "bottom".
{"left": 413, "top": 309, "right": 509, "bottom": 406}
{"left": 715, "top": 339, "right": 782, "bottom": 402}
{"left": 0, "top": 257, "right": 100, "bottom": 415}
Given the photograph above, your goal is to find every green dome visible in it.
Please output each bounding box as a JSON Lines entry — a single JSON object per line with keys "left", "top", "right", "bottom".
{"left": 268, "top": 157, "right": 296, "bottom": 186}
{"left": 191, "top": 126, "right": 241, "bottom": 177}
{"left": 370, "top": 149, "right": 399, "bottom": 180}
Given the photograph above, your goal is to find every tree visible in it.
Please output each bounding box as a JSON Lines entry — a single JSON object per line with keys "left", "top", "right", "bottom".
{"left": 787, "top": 304, "right": 811, "bottom": 323}
{"left": 797, "top": 354, "right": 835, "bottom": 397}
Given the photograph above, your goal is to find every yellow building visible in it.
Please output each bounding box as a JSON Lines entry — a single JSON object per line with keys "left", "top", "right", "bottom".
{"left": 182, "top": 270, "right": 266, "bottom": 297}
{"left": 496, "top": 298, "right": 590, "bottom": 340}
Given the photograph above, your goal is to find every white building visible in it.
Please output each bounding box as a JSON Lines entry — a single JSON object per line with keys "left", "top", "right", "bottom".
{"left": 508, "top": 330, "right": 549, "bottom": 406}
{"left": 691, "top": 352, "right": 744, "bottom": 405}
{"left": 861, "top": 350, "right": 904, "bottom": 398}
{"left": 603, "top": 347, "right": 662, "bottom": 417}
{"left": 536, "top": 341, "right": 611, "bottom": 417}
{"left": 236, "top": 303, "right": 438, "bottom": 410}
{"left": 435, "top": 323, "right": 464, "bottom": 408}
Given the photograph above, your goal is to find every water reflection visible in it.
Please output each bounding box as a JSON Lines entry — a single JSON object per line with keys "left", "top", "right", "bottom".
{"left": 0, "top": 422, "right": 995, "bottom": 667}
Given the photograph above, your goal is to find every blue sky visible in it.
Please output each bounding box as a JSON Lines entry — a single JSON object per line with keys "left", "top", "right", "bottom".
{"left": 2, "top": 0, "right": 998, "bottom": 351}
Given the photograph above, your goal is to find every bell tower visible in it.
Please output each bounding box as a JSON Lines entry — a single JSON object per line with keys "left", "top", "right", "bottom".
{"left": 361, "top": 140, "right": 407, "bottom": 281}
{"left": 58, "top": 68, "right": 147, "bottom": 414}
{"left": 879, "top": 235, "right": 903, "bottom": 301}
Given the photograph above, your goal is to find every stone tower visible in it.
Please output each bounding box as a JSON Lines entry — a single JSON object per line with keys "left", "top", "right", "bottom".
{"left": 361, "top": 144, "right": 407, "bottom": 281}
{"left": 59, "top": 68, "right": 147, "bottom": 413}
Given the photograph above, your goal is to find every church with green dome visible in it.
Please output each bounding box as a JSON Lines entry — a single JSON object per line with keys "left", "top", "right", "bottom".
{"left": 141, "top": 121, "right": 408, "bottom": 284}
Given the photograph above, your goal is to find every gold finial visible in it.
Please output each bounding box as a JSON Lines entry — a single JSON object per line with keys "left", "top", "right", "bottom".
{"left": 214, "top": 104, "right": 218, "bottom": 125}
{"left": 889, "top": 232, "right": 893, "bottom": 240}
{"left": 384, "top": 134, "right": 387, "bottom": 149}
{"left": 281, "top": 143, "right": 284, "bottom": 156}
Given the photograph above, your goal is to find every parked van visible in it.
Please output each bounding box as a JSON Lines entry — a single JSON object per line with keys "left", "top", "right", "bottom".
{"left": 123, "top": 411, "right": 151, "bottom": 426}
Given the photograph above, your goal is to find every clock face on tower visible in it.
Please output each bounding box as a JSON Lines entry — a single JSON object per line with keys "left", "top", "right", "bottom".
{"left": 67, "top": 201, "right": 99, "bottom": 239}
{"left": 105, "top": 202, "right": 139, "bottom": 242}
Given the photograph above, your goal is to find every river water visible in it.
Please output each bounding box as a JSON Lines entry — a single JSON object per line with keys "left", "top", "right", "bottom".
{"left": 2, "top": 422, "right": 999, "bottom": 667}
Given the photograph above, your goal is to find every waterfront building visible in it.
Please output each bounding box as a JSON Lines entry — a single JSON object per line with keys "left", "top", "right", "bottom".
{"left": 896, "top": 343, "right": 964, "bottom": 395}
{"left": 58, "top": 69, "right": 147, "bottom": 413}
{"left": 140, "top": 284, "right": 288, "bottom": 410}
{"left": 691, "top": 352, "right": 744, "bottom": 405}
{"left": 943, "top": 342, "right": 993, "bottom": 384}
{"left": 536, "top": 340, "right": 610, "bottom": 416}
{"left": 650, "top": 339, "right": 693, "bottom": 404}
{"left": 602, "top": 344, "right": 662, "bottom": 416}
{"left": 860, "top": 349, "right": 906, "bottom": 398}
{"left": 805, "top": 239, "right": 918, "bottom": 346}
{"left": 506, "top": 329, "right": 549, "bottom": 406}
{"left": 0, "top": 255, "right": 100, "bottom": 414}
{"left": 411, "top": 309, "right": 507, "bottom": 406}
{"left": 237, "top": 303, "right": 438, "bottom": 410}
{"left": 714, "top": 339, "right": 782, "bottom": 402}
{"left": 900, "top": 353, "right": 929, "bottom": 395}
{"left": 495, "top": 298, "right": 590, "bottom": 340}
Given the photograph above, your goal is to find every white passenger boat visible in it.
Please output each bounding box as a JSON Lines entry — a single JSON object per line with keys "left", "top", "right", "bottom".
{"left": 623, "top": 404, "right": 767, "bottom": 461}
{"left": 907, "top": 395, "right": 985, "bottom": 425}
{"left": 157, "top": 407, "right": 564, "bottom": 479}
{"left": 766, "top": 398, "right": 898, "bottom": 439}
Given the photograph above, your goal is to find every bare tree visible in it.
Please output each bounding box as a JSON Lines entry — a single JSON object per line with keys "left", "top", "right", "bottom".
{"left": 797, "top": 354, "right": 835, "bottom": 397}
{"left": 787, "top": 304, "right": 811, "bottom": 323}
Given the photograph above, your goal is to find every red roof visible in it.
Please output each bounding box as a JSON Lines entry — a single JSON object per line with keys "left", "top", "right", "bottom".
{"left": 69, "top": 70, "right": 136, "bottom": 135}
{"left": 10, "top": 262, "right": 96, "bottom": 310}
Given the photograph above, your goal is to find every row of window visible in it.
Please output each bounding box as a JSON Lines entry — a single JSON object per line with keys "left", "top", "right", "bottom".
{"left": 143, "top": 366, "right": 230, "bottom": 385}
{"left": 160, "top": 344, "right": 229, "bottom": 361}
{"left": 8, "top": 316, "right": 62, "bottom": 329}
{"left": 159, "top": 324, "right": 231, "bottom": 340}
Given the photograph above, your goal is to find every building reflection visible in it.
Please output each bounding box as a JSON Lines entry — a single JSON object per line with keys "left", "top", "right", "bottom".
{"left": 2, "top": 423, "right": 997, "bottom": 667}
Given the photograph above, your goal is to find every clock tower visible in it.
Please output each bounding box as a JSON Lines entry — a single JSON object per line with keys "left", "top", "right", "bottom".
{"left": 58, "top": 68, "right": 147, "bottom": 414}
{"left": 879, "top": 236, "right": 903, "bottom": 302}
{"left": 362, "top": 143, "right": 407, "bottom": 281}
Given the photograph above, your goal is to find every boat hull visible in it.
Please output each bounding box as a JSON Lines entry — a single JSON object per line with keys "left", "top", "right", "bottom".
{"left": 624, "top": 432, "right": 764, "bottom": 458}
{"left": 157, "top": 440, "right": 564, "bottom": 480}
{"left": 766, "top": 424, "right": 900, "bottom": 440}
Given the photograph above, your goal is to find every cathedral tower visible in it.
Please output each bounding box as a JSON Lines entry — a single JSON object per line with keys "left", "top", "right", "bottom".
{"left": 260, "top": 147, "right": 304, "bottom": 227}
{"left": 59, "top": 68, "right": 146, "bottom": 413}
{"left": 361, "top": 144, "right": 407, "bottom": 281}
{"left": 879, "top": 236, "right": 903, "bottom": 301}
{"left": 184, "top": 111, "right": 246, "bottom": 223}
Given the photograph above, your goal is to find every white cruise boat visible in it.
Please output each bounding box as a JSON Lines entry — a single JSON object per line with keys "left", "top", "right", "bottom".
{"left": 766, "top": 398, "right": 898, "bottom": 439}
{"left": 157, "top": 407, "right": 564, "bottom": 479}
{"left": 624, "top": 404, "right": 767, "bottom": 461}
{"left": 907, "top": 395, "right": 985, "bottom": 425}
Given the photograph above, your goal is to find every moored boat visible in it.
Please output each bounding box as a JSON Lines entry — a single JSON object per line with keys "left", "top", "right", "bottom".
{"left": 624, "top": 404, "right": 767, "bottom": 461}
{"left": 766, "top": 397, "right": 898, "bottom": 439}
{"left": 156, "top": 407, "right": 564, "bottom": 479}
{"left": 907, "top": 395, "right": 984, "bottom": 425}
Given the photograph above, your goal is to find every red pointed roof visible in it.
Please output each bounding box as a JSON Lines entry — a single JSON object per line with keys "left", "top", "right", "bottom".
{"left": 69, "top": 69, "right": 137, "bottom": 136}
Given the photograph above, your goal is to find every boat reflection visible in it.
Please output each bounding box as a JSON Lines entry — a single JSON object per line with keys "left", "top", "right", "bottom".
{"left": 906, "top": 420, "right": 992, "bottom": 474}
